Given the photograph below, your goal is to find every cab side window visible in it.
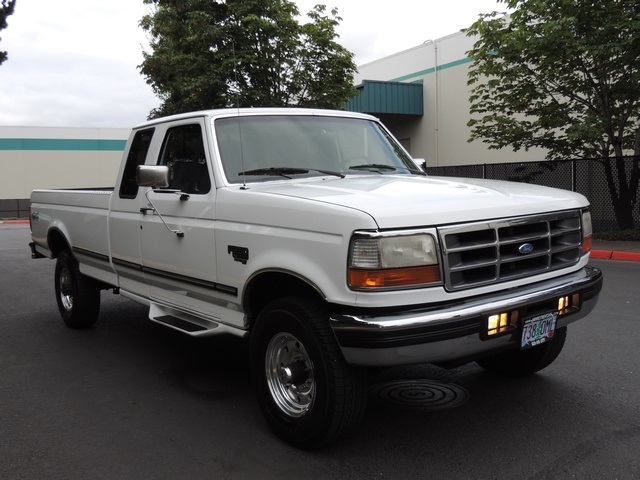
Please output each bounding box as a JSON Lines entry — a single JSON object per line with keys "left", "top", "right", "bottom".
{"left": 119, "top": 128, "right": 155, "bottom": 199}
{"left": 158, "top": 124, "right": 211, "bottom": 194}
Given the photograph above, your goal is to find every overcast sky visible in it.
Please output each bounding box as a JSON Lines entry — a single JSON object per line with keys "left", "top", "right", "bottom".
{"left": 0, "top": 0, "right": 509, "bottom": 129}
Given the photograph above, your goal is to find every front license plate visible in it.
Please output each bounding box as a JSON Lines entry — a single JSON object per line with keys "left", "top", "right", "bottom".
{"left": 521, "top": 312, "right": 558, "bottom": 349}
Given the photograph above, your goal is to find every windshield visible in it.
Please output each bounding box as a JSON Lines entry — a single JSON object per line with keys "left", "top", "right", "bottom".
{"left": 214, "top": 115, "right": 420, "bottom": 183}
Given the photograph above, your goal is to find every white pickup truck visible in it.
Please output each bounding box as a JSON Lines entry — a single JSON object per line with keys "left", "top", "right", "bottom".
{"left": 30, "top": 108, "right": 603, "bottom": 448}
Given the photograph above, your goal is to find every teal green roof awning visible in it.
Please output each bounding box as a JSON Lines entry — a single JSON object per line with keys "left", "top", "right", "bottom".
{"left": 344, "top": 80, "right": 423, "bottom": 116}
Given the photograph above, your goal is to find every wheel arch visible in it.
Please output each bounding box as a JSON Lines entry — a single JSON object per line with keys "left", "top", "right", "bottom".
{"left": 243, "top": 269, "right": 326, "bottom": 327}
{"left": 47, "top": 227, "right": 72, "bottom": 258}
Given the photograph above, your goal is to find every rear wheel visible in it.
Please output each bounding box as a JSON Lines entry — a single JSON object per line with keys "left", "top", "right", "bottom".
{"left": 54, "top": 250, "right": 101, "bottom": 328}
{"left": 251, "top": 296, "right": 367, "bottom": 449}
{"left": 476, "top": 327, "right": 567, "bottom": 377}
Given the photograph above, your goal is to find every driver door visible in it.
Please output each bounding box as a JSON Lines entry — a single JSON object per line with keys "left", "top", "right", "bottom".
{"left": 138, "top": 119, "right": 220, "bottom": 318}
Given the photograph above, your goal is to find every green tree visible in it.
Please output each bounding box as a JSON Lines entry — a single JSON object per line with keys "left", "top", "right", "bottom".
{"left": 139, "top": 0, "right": 356, "bottom": 118}
{"left": 467, "top": 0, "right": 640, "bottom": 230}
{"left": 0, "top": 0, "right": 16, "bottom": 66}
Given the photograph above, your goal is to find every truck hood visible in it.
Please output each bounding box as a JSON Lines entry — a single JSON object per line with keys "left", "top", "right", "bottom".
{"left": 250, "top": 175, "right": 588, "bottom": 228}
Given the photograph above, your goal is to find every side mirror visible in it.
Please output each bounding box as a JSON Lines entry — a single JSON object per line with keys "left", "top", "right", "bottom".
{"left": 137, "top": 165, "right": 169, "bottom": 188}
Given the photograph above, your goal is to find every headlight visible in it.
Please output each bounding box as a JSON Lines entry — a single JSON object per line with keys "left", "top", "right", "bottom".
{"left": 349, "top": 233, "right": 441, "bottom": 290}
{"left": 581, "top": 210, "right": 592, "bottom": 255}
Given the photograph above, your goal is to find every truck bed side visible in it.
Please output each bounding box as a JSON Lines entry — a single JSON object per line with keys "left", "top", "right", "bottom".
{"left": 30, "top": 188, "right": 117, "bottom": 286}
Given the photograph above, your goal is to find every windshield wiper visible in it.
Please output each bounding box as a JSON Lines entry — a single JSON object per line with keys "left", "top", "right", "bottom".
{"left": 348, "top": 164, "right": 426, "bottom": 175}
{"left": 349, "top": 164, "right": 397, "bottom": 172}
{"left": 239, "top": 166, "right": 345, "bottom": 179}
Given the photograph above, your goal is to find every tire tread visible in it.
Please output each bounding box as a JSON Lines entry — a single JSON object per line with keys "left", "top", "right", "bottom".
{"left": 251, "top": 296, "right": 367, "bottom": 449}
{"left": 54, "top": 250, "right": 101, "bottom": 329}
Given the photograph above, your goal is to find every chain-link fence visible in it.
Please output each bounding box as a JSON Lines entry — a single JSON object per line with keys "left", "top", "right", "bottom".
{"left": 427, "top": 156, "right": 640, "bottom": 232}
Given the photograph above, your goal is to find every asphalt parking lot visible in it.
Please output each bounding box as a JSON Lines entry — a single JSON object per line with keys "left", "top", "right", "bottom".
{"left": 1, "top": 224, "right": 639, "bottom": 479}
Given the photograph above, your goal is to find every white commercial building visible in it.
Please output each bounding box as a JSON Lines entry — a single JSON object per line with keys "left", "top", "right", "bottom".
{"left": 346, "top": 30, "right": 546, "bottom": 167}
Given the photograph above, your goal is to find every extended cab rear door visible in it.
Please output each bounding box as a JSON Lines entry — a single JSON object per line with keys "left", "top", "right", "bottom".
{"left": 109, "top": 127, "right": 155, "bottom": 298}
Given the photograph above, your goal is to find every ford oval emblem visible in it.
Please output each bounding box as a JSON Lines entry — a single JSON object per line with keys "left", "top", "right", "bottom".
{"left": 518, "top": 243, "right": 534, "bottom": 255}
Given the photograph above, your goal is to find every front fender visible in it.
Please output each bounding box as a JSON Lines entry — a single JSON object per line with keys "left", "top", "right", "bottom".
{"left": 242, "top": 246, "right": 355, "bottom": 307}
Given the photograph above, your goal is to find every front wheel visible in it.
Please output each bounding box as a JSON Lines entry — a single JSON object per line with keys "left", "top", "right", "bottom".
{"left": 476, "top": 326, "right": 567, "bottom": 377}
{"left": 250, "top": 296, "right": 367, "bottom": 449}
{"left": 54, "top": 250, "right": 101, "bottom": 329}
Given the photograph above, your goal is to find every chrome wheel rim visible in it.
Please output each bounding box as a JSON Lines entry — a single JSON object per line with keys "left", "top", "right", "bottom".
{"left": 265, "top": 332, "right": 315, "bottom": 418}
{"left": 58, "top": 266, "right": 74, "bottom": 312}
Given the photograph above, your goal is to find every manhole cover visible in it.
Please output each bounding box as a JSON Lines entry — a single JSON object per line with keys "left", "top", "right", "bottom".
{"left": 369, "top": 379, "right": 470, "bottom": 411}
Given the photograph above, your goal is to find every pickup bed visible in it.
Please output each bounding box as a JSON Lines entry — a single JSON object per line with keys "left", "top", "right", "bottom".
{"left": 30, "top": 108, "right": 603, "bottom": 448}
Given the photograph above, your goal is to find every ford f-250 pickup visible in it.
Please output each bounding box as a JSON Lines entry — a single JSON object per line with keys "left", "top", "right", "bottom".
{"left": 30, "top": 108, "right": 603, "bottom": 449}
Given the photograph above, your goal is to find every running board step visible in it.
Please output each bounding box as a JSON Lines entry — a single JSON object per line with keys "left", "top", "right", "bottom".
{"left": 147, "top": 302, "right": 248, "bottom": 338}
{"left": 153, "top": 315, "right": 210, "bottom": 333}
{"left": 148, "top": 302, "right": 221, "bottom": 336}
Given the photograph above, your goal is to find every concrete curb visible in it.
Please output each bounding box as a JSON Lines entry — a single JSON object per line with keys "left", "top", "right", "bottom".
{"left": 3, "top": 219, "right": 639, "bottom": 262}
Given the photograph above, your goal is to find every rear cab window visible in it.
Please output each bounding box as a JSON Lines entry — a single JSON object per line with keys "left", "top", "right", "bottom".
{"left": 119, "top": 128, "right": 155, "bottom": 199}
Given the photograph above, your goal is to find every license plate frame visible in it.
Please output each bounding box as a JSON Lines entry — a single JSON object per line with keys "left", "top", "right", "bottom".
{"left": 520, "top": 311, "right": 558, "bottom": 349}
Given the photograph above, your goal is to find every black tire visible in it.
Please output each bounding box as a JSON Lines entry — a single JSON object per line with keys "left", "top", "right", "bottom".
{"left": 54, "top": 250, "right": 101, "bottom": 329}
{"left": 476, "top": 326, "right": 567, "bottom": 377}
{"left": 250, "top": 296, "right": 367, "bottom": 449}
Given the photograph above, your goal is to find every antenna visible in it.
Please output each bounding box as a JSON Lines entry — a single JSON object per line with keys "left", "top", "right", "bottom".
{"left": 231, "top": 42, "right": 247, "bottom": 190}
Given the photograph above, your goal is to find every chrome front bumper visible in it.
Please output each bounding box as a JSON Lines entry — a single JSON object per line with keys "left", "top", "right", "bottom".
{"left": 330, "top": 266, "right": 603, "bottom": 367}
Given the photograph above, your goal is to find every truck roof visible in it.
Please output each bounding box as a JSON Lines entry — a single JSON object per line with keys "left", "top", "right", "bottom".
{"left": 133, "top": 108, "right": 378, "bottom": 129}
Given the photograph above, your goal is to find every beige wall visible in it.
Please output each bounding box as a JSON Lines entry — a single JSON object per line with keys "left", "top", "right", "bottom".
{"left": 0, "top": 126, "right": 128, "bottom": 200}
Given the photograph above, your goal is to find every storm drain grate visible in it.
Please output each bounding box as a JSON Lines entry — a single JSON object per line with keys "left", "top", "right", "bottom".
{"left": 369, "top": 379, "right": 470, "bottom": 411}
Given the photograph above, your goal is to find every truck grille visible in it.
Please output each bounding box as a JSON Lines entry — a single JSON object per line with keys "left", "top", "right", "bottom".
{"left": 438, "top": 211, "right": 583, "bottom": 291}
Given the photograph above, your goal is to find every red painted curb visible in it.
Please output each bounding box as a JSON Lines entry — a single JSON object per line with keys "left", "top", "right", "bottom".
{"left": 611, "top": 251, "right": 640, "bottom": 262}
{"left": 0, "top": 219, "right": 29, "bottom": 224}
{"left": 591, "top": 250, "right": 640, "bottom": 262}
{"left": 590, "top": 250, "right": 613, "bottom": 260}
